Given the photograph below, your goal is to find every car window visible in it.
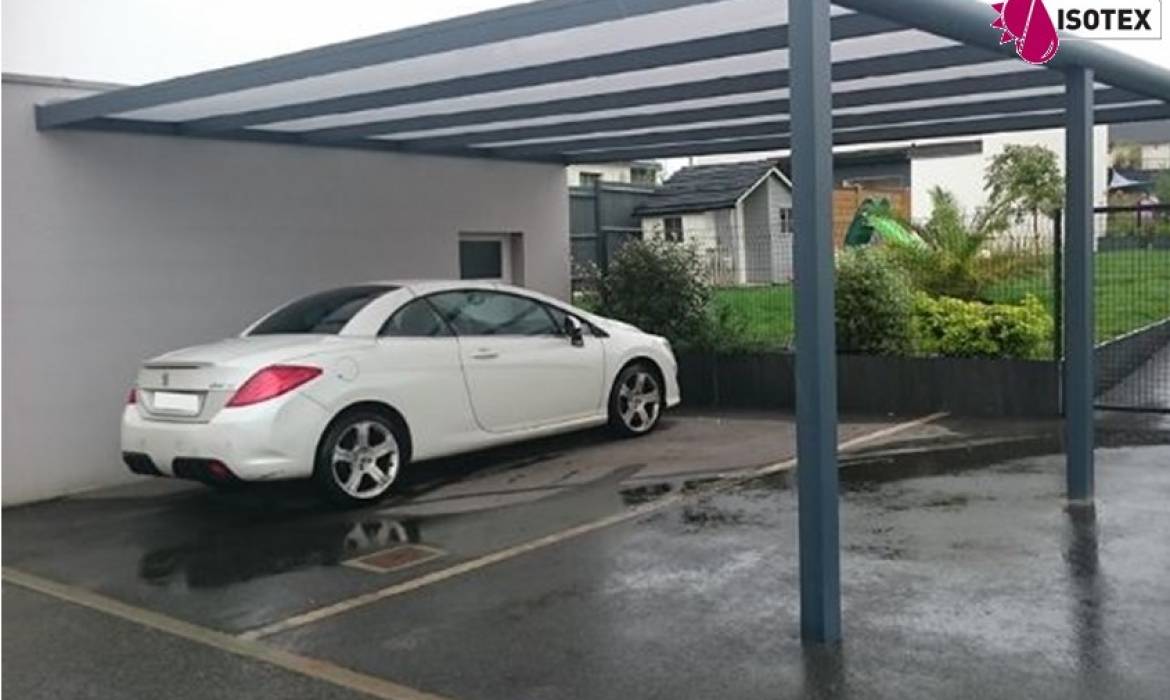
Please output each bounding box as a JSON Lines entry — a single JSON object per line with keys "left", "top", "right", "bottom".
{"left": 248, "top": 285, "right": 397, "bottom": 335}
{"left": 379, "top": 298, "right": 453, "bottom": 338}
{"left": 543, "top": 304, "right": 592, "bottom": 336}
{"left": 428, "top": 291, "right": 559, "bottom": 336}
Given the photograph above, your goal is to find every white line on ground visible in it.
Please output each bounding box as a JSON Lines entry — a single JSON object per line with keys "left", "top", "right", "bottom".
{"left": 1, "top": 567, "right": 454, "bottom": 700}
{"left": 239, "top": 412, "right": 948, "bottom": 641}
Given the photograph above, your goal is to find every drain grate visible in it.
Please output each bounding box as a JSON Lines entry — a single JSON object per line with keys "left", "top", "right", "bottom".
{"left": 344, "top": 544, "right": 445, "bottom": 574}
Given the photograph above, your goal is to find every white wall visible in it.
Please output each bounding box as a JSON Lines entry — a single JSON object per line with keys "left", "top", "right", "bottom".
{"left": 1, "top": 77, "right": 570, "bottom": 505}
{"left": 640, "top": 212, "right": 718, "bottom": 249}
{"left": 567, "top": 163, "right": 660, "bottom": 186}
{"left": 910, "top": 126, "right": 1110, "bottom": 221}
{"left": 1140, "top": 143, "right": 1170, "bottom": 170}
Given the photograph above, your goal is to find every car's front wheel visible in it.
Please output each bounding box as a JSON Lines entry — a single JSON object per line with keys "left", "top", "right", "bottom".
{"left": 608, "top": 363, "right": 664, "bottom": 437}
{"left": 314, "top": 409, "right": 407, "bottom": 507}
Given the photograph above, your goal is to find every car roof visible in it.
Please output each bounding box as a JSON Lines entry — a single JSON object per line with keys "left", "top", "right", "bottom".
{"left": 361, "top": 279, "right": 559, "bottom": 300}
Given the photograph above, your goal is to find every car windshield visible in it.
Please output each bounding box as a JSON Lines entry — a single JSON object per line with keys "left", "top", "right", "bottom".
{"left": 247, "top": 285, "right": 397, "bottom": 335}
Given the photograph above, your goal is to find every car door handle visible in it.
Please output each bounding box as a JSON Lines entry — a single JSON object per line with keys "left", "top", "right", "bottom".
{"left": 470, "top": 351, "right": 499, "bottom": 360}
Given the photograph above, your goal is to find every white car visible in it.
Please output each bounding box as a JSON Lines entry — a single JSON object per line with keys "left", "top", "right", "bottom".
{"left": 122, "top": 281, "right": 680, "bottom": 505}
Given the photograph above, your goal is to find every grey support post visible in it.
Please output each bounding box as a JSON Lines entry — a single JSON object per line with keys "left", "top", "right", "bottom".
{"left": 790, "top": 0, "right": 841, "bottom": 643}
{"left": 1064, "top": 67, "right": 1095, "bottom": 502}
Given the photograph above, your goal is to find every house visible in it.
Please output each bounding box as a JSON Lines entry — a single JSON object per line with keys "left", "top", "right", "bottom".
{"left": 635, "top": 161, "right": 793, "bottom": 285}
{"left": 567, "top": 161, "right": 663, "bottom": 188}
{"left": 681, "top": 126, "right": 1110, "bottom": 223}
{"left": 1110, "top": 118, "right": 1170, "bottom": 172}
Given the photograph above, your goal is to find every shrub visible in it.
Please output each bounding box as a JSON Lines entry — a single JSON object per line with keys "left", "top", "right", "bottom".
{"left": 595, "top": 237, "right": 747, "bottom": 349}
{"left": 913, "top": 293, "right": 1053, "bottom": 360}
{"left": 835, "top": 248, "right": 916, "bottom": 355}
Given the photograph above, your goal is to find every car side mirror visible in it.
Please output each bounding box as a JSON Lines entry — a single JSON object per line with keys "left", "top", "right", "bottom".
{"left": 564, "top": 316, "right": 585, "bottom": 346}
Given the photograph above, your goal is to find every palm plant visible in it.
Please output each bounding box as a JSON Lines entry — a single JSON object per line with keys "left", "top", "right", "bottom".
{"left": 887, "top": 187, "right": 1043, "bottom": 302}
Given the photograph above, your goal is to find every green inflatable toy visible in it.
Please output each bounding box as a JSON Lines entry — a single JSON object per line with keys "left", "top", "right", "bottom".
{"left": 843, "top": 198, "right": 926, "bottom": 250}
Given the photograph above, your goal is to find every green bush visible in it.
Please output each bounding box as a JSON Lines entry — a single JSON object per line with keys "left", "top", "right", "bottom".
{"left": 595, "top": 237, "right": 748, "bottom": 349}
{"left": 835, "top": 248, "right": 916, "bottom": 355}
{"left": 913, "top": 293, "right": 1053, "bottom": 360}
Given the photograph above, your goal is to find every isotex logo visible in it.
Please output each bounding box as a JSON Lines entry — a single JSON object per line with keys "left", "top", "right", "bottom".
{"left": 991, "top": 0, "right": 1163, "bottom": 65}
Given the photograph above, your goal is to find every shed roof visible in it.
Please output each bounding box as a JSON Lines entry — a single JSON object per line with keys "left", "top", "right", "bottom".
{"left": 636, "top": 160, "right": 780, "bottom": 216}
{"left": 32, "top": 0, "right": 1170, "bottom": 164}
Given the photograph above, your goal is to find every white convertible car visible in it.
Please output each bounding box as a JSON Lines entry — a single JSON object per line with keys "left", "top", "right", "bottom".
{"left": 122, "top": 281, "right": 680, "bottom": 505}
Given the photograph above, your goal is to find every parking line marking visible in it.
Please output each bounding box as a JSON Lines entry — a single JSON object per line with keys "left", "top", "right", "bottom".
{"left": 241, "top": 412, "right": 948, "bottom": 641}
{"left": 1, "top": 567, "right": 454, "bottom": 700}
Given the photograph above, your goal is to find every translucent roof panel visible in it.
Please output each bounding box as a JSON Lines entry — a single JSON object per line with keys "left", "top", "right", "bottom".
{"left": 35, "top": 0, "right": 1170, "bottom": 163}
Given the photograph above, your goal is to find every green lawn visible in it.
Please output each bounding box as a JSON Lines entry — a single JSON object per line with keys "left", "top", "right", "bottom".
{"left": 714, "top": 285, "right": 795, "bottom": 347}
{"left": 713, "top": 250, "right": 1170, "bottom": 349}
{"left": 986, "top": 249, "right": 1170, "bottom": 343}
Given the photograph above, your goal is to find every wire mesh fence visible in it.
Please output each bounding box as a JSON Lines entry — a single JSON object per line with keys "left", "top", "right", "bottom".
{"left": 1092, "top": 203, "right": 1170, "bottom": 412}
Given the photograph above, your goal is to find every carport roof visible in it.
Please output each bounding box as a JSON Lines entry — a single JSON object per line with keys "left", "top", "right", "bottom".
{"left": 34, "top": 0, "right": 1170, "bottom": 164}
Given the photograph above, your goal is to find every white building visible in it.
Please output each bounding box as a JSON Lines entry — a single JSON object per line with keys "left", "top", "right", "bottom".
{"left": 567, "top": 161, "right": 663, "bottom": 188}
{"left": 2, "top": 74, "right": 572, "bottom": 505}
{"left": 636, "top": 161, "right": 793, "bottom": 285}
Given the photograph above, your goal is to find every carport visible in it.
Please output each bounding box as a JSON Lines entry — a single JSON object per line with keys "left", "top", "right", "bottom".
{"left": 32, "top": 0, "right": 1170, "bottom": 644}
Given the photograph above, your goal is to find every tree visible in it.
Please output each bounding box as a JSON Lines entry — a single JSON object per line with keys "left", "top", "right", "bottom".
{"left": 983, "top": 144, "right": 1064, "bottom": 242}
{"left": 1111, "top": 142, "right": 1142, "bottom": 170}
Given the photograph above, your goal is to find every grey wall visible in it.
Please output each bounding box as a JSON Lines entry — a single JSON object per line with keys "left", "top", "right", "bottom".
{"left": 742, "top": 173, "right": 792, "bottom": 284}
{"left": 833, "top": 159, "right": 911, "bottom": 187}
{"left": 2, "top": 78, "right": 570, "bottom": 505}
{"left": 568, "top": 183, "right": 653, "bottom": 275}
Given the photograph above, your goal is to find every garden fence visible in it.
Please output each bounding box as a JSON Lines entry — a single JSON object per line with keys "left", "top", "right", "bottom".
{"left": 1091, "top": 203, "right": 1170, "bottom": 413}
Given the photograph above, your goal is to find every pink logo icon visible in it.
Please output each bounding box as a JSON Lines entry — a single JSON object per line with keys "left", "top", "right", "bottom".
{"left": 991, "top": 0, "right": 1060, "bottom": 64}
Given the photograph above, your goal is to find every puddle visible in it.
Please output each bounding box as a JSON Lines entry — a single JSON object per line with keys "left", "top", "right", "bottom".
{"left": 138, "top": 511, "right": 429, "bottom": 589}
{"left": 840, "top": 433, "right": 1064, "bottom": 488}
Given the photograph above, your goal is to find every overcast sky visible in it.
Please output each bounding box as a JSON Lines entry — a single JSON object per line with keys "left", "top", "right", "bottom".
{"left": 4, "top": 0, "right": 1168, "bottom": 85}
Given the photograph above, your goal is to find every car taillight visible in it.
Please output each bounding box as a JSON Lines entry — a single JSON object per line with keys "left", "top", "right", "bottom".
{"left": 128, "top": 388, "right": 138, "bottom": 405}
{"left": 226, "top": 365, "right": 323, "bottom": 408}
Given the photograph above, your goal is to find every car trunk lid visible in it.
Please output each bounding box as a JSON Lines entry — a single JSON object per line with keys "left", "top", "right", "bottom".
{"left": 134, "top": 335, "right": 370, "bottom": 423}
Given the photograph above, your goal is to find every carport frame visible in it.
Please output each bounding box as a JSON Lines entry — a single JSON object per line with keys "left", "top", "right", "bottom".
{"left": 33, "top": 0, "right": 1170, "bottom": 644}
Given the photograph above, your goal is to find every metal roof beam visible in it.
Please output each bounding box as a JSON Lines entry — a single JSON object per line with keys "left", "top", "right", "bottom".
{"left": 553, "top": 102, "right": 1170, "bottom": 163}
{"left": 837, "top": 0, "right": 1170, "bottom": 102}
{"left": 486, "top": 88, "right": 1140, "bottom": 156}
{"left": 402, "top": 85, "right": 1134, "bottom": 151}
{"left": 63, "top": 117, "right": 569, "bottom": 164}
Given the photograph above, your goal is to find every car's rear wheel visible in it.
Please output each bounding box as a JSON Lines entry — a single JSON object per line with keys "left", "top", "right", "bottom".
{"left": 608, "top": 363, "right": 664, "bottom": 437}
{"left": 314, "top": 410, "right": 406, "bottom": 507}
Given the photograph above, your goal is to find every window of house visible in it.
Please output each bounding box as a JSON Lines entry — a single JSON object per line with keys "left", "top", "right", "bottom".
{"left": 459, "top": 239, "right": 504, "bottom": 280}
{"left": 778, "top": 207, "right": 793, "bottom": 233}
{"left": 663, "top": 216, "right": 684, "bottom": 243}
{"left": 579, "top": 172, "right": 602, "bottom": 187}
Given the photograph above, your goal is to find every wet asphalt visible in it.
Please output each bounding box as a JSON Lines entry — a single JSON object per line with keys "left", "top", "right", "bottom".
{"left": 3, "top": 412, "right": 1169, "bottom": 700}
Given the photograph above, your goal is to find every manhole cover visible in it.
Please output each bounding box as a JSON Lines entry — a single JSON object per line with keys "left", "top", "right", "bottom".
{"left": 344, "top": 544, "right": 445, "bottom": 573}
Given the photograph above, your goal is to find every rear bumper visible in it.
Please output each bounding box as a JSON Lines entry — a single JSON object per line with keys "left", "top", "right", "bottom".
{"left": 120, "top": 393, "right": 329, "bottom": 482}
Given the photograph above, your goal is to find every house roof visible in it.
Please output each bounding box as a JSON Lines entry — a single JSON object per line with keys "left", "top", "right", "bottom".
{"left": 30, "top": 0, "right": 1170, "bottom": 164}
{"left": 635, "top": 160, "right": 780, "bottom": 216}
